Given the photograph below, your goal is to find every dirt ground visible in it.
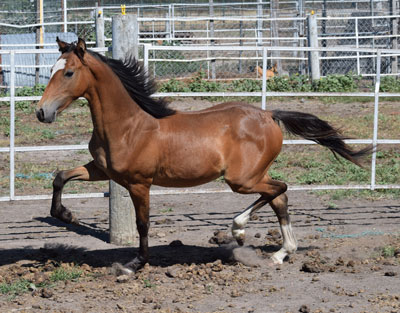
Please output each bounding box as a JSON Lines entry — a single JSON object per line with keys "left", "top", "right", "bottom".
{"left": 1, "top": 186, "right": 399, "bottom": 313}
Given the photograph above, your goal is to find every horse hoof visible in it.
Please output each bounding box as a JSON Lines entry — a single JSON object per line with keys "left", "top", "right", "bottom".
{"left": 51, "top": 205, "right": 80, "bottom": 225}
{"left": 112, "top": 262, "right": 134, "bottom": 276}
{"left": 122, "top": 257, "right": 147, "bottom": 273}
{"left": 236, "top": 237, "right": 245, "bottom": 246}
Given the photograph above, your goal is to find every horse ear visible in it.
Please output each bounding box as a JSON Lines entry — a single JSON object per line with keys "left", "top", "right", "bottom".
{"left": 75, "top": 38, "right": 87, "bottom": 58}
{"left": 56, "top": 36, "right": 69, "bottom": 53}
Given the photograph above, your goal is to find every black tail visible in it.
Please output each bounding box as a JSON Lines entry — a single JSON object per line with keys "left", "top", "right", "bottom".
{"left": 272, "top": 110, "right": 372, "bottom": 167}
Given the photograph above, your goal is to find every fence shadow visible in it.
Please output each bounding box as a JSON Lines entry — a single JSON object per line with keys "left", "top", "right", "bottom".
{"left": 34, "top": 216, "right": 109, "bottom": 243}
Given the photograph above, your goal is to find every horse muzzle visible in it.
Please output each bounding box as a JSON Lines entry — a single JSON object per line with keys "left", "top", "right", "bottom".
{"left": 35, "top": 106, "right": 57, "bottom": 123}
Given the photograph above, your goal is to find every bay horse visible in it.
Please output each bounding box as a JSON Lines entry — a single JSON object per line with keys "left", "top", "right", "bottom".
{"left": 36, "top": 38, "right": 370, "bottom": 272}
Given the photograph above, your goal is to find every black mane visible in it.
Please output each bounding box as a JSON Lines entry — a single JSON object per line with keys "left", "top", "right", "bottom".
{"left": 89, "top": 50, "right": 175, "bottom": 119}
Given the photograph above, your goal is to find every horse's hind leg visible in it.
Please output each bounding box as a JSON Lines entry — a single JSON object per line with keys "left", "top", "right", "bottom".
{"left": 229, "top": 177, "right": 286, "bottom": 246}
{"left": 269, "top": 193, "right": 297, "bottom": 264}
{"left": 51, "top": 161, "right": 109, "bottom": 224}
{"left": 229, "top": 177, "right": 297, "bottom": 264}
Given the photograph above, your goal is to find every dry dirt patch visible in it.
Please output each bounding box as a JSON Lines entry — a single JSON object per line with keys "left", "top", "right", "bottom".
{"left": 0, "top": 191, "right": 399, "bottom": 313}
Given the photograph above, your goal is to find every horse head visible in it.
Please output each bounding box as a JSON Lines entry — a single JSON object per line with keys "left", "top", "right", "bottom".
{"left": 36, "top": 37, "right": 90, "bottom": 123}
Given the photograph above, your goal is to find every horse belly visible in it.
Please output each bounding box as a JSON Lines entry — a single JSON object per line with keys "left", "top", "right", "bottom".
{"left": 153, "top": 146, "right": 224, "bottom": 188}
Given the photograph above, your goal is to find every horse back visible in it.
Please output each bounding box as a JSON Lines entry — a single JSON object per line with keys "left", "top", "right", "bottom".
{"left": 152, "top": 103, "right": 283, "bottom": 187}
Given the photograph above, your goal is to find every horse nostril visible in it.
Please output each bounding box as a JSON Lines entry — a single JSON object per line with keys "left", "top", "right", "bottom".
{"left": 36, "top": 108, "right": 44, "bottom": 122}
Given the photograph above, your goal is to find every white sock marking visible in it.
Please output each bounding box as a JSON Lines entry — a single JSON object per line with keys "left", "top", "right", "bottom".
{"left": 50, "top": 58, "right": 66, "bottom": 79}
{"left": 232, "top": 200, "right": 267, "bottom": 242}
{"left": 271, "top": 223, "right": 298, "bottom": 264}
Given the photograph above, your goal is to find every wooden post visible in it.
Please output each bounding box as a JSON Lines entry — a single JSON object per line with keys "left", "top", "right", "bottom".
{"left": 95, "top": 6, "right": 105, "bottom": 51}
{"left": 109, "top": 14, "right": 139, "bottom": 246}
{"left": 307, "top": 12, "right": 320, "bottom": 81}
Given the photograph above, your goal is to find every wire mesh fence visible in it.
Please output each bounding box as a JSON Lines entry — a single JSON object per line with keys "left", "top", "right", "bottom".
{"left": 0, "top": 1, "right": 399, "bottom": 86}
{"left": 319, "top": 15, "right": 398, "bottom": 76}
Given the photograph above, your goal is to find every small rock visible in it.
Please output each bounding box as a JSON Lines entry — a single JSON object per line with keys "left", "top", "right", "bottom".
{"left": 300, "top": 262, "right": 323, "bottom": 273}
{"left": 155, "top": 218, "right": 174, "bottom": 225}
{"left": 384, "top": 271, "right": 397, "bottom": 277}
{"left": 267, "top": 229, "right": 281, "bottom": 239}
{"left": 41, "top": 288, "right": 53, "bottom": 298}
{"left": 211, "top": 260, "right": 224, "bottom": 272}
{"left": 169, "top": 240, "right": 183, "bottom": 247}
{"left": 116, "top": 275, "right": 130, "bottom": 283}
{"left": 116, "top": 303, "right": 125, "bottom": 310}
{"left": 156, "top": 232, "right": 166, "bottom": 238}
{"left": 81, "top": 263, "right": 91, "bottom": 272}
{"left": 346, "top": 260, "right": 355, "bottom": 267}
{"left": 143, "top": 296, "right": 153, "bottom": 303}
{"left": 299, "top": 304, "right": 310, "bottom": 313}
{"left": 311, "top": 276, "right": 320, "bottom": 282}
{"left": 254, "top": 233, "right": 261, "bottom": 238}
{"left": 230, "top": 290, "right": 242, "bottom": 298}
{"left": 33, "top": 272, "right": 48, "bottom": 285}
{"left": 165, "top": 267, "right": 180, "bottom": 278}
{"left": 250, "top": 214, "right": 259, "bottom": 221}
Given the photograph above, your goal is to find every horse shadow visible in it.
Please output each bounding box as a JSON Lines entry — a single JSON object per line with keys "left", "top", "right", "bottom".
{"left": 0, "top": 243, "right": 237, "bottom": 269}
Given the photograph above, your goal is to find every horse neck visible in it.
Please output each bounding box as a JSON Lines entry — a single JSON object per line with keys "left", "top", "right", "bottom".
{"left": 84, "top": 56, "right": 156, "bottom": 141}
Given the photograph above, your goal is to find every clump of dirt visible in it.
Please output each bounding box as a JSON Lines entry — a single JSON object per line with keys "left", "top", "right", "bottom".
{"left": 208, "top": 230, "right": 234, "bottom": 245}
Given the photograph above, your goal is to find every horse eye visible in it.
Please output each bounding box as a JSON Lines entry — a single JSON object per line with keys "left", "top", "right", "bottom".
{"left": 65, "top": 70, "right": 74, "bottom": 78}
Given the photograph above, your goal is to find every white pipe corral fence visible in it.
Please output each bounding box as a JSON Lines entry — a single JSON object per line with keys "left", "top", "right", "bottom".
{"left": 0, "top": 45, "right": 399, "bottom": 202}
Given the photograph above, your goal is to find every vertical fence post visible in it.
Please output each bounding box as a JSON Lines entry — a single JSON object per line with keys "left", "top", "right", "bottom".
{"left": 370, "top": 50, "right": 381, "bottom": 191}
{"left": 257, "top": 0, "right": 263, "bottom": 45}
{"left": 9, "top": 51, "right": 15, "bottom": 201}
{"left": 171, "top": 4, "right": 175, "bottom": 39}
{"left": 209, "top": 0, "right": 216, "bottom": 80}
{"left": 239, "top": 20, "right": 243, "bottom": 73}
{"left": 168, "top": 5, "right": 173, "bottom": 40}
{"left": 63, "top": 0, "right": 67, "bottom": 33}
{"left": 355, "top": 17, "right": 360, "bottom": 75}
{"left": 390, "top": 0, "right": 398, "bottom": 75}
{"left": 307, "top": 12, "right": 321, "bottom": 81}
{"left": 109, "top": 14, "right": 139, "bottom": 245}
{"left": 165, "top": 13, "right": 170, "bottom": 42}
{"left": 298, "top": 0, "right": 306, "bottom": 75}
{"left": 95, "top": 7, "right": 105, "bottom": 52}
{"left": 261, "top": 47, "right": 267, "bottom": 110}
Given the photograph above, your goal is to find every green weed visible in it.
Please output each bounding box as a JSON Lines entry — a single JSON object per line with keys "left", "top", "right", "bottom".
{"left": 0, "top": 280, "right": 32, "bottom": 297}
{"left": 160, "top": 207, "right": 174, "bottom": 213}
{"left": 142, "top": 279, "right": 156, "bottom": 288}
{"left": 50, "top": 267, "right": 82, "bottom": 282}
{"left": 382, "top": 245, "right": 396, "bottom": 258}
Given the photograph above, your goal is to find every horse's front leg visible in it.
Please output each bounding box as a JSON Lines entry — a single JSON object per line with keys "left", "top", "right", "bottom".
{"left": 123, "top": 183, "right": 151, "bottom": 273}
{"left": 51, "top": 160, "right": 109, "bottom": 224}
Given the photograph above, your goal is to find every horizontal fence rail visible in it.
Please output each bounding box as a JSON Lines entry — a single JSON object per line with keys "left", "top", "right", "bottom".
{"left": 0, "top": 45, "right": 399, "bottom": 202}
